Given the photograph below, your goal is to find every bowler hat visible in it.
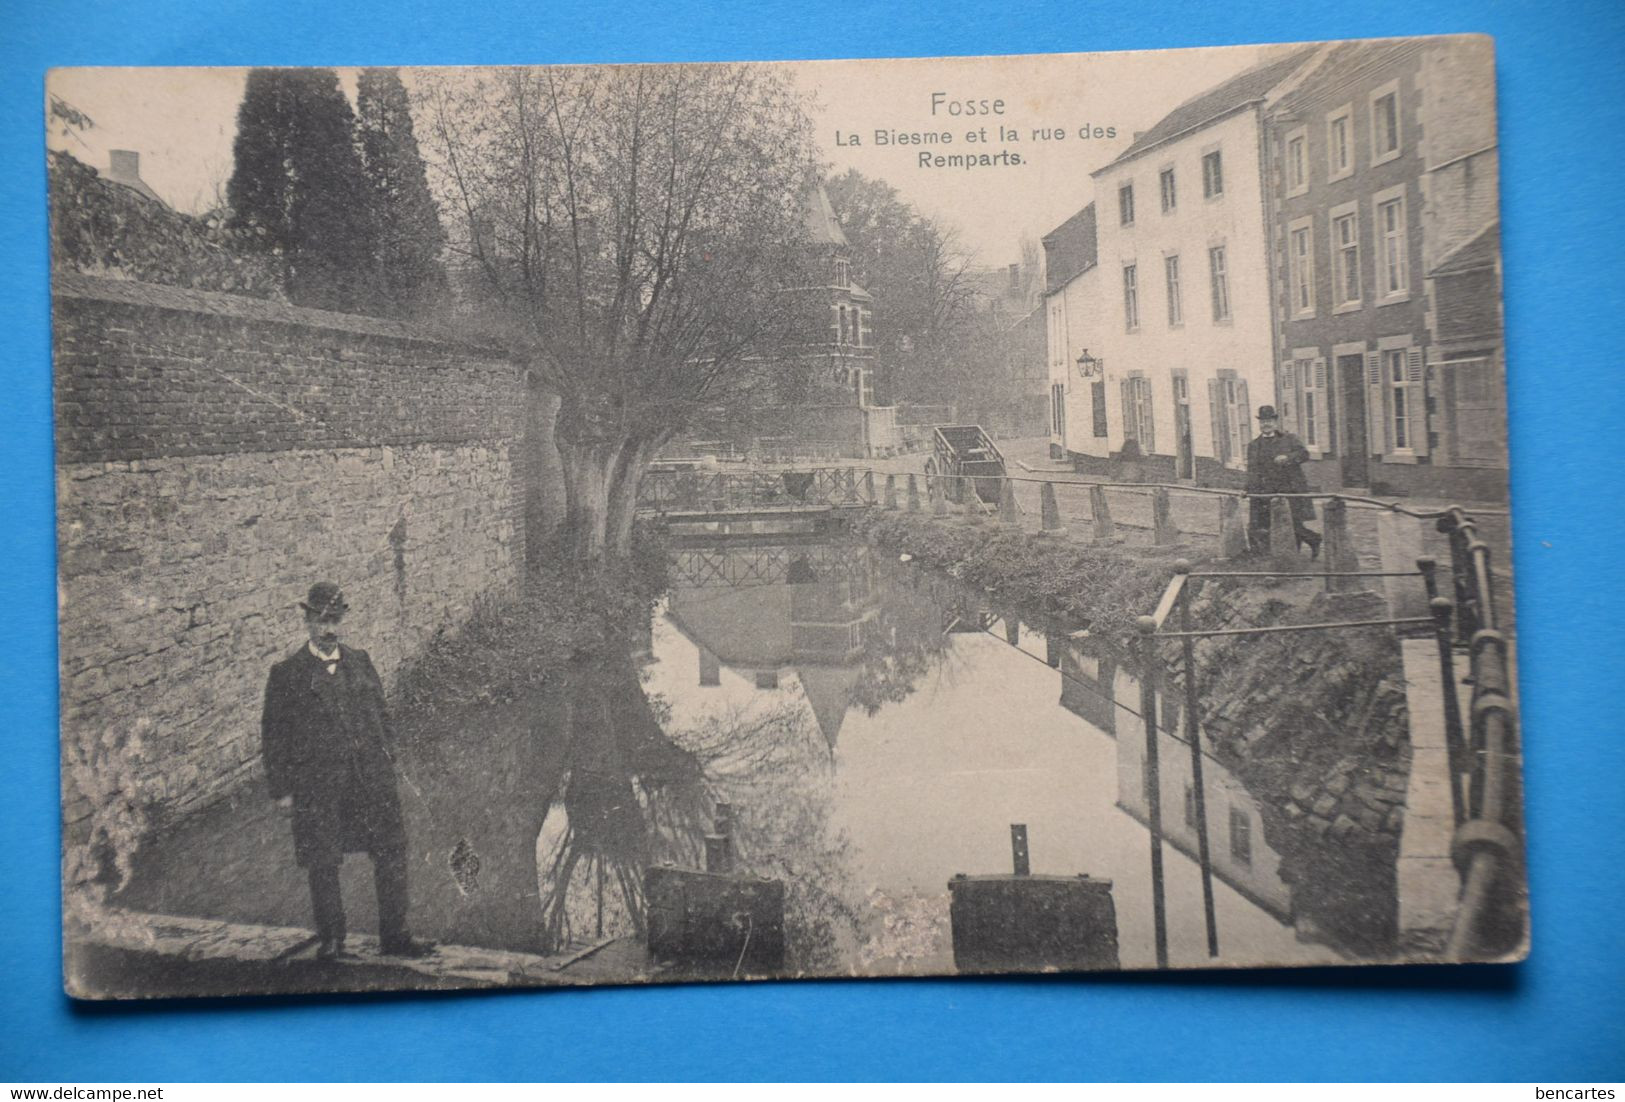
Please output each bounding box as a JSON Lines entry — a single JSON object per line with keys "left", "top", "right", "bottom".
{"left": 300, "top": 581, "right": 349, "bottom": 617}
{"left": 1257, "top": 405, "right": 1279, "bottom": 420}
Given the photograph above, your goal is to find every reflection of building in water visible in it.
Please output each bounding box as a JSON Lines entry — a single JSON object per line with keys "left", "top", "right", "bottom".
{"left": 1115, "top": 714, "right": 1295, "bottom": 926}
{"left": 1057, "top": 643, "right": 1120, "bottom": 737}
{"left": 666, "top": 542, "right": 881, "bottom": 749}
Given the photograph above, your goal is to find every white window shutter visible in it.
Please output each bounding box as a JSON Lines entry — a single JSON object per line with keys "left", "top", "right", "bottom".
{"left": 1121, "top": 378, "right": 1135, "bottom": 443}
{"left": 1365, "top": 350, "right": 1386, "bottom": 456}
{"left": 1208, "top": 378, "right": 1227, "bottom": 464}
{"left": 1238, "top": 379, "right": 1252, "bottom": 447}
{"left": 1408, "top": 346, "right": 1430, "bottom": 457}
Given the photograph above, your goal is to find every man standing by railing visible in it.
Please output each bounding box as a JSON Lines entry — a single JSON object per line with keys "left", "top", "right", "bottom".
{"left": 1246, "top": 405, "right": 1321, "bottom": 559}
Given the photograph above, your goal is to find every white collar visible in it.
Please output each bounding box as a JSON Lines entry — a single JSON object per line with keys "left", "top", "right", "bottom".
{"left": 308, "top": 642, "right": 340, "bottom": 664}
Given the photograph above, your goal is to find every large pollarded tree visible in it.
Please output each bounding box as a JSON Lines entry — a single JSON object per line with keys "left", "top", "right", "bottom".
{"left": 416, "top": 64, "right": 821, "bottom": 567}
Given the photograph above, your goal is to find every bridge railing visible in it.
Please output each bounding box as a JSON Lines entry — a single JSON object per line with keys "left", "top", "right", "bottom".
{"left": 637, "top": 466, "right": 876, "bottom": 513}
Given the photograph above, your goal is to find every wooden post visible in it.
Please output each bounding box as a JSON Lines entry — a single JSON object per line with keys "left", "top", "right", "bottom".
{"left": 863, "top": 469, "right": 876, "bottom": 504}
{"left": 1010, "top": 824, "right": 1030, "bottom": 876}
{"left": 964, "top": 478, "right": 984, "bottom": 525}
{"left": 1269, "top": 496, "right": 1299, "bottom": 571}
{"left": 1039, "top": 481, "right": 1068, "bottom": 537}
{"left": 1218, "top": 496, "right": 1250, "bottom": 560}
{"left": 907, "top": 473, "right": 923, "bottom": 513}
{"left": 998, "top": 479, "right": 1021, "bottom": 526}
{"left": 1152, "top": 486, "right": 1180, "bottom": 546}
{"left": 1090, "top": 485, "right": 1116, "bottom": 543}
{"left": 883, "top": 473, "right": 899, "bottom": 510}
{"left": 1322, "top": 497, "right": 1359, "bottom": 592}
{"left": 931, "top": 475, "right": 949, "bottom": 517}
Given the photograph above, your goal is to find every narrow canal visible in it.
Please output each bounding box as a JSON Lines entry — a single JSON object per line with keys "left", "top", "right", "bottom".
{"left": 533, "top": 533, "right": 1346, "bottom": 974}
{"left": 118, "top": 529, "right": 1385, "bottom": 978}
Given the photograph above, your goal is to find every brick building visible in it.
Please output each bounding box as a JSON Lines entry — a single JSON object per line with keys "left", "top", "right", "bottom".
{"left": 1266, "top": 36, "right": 1505, "bottom": 501}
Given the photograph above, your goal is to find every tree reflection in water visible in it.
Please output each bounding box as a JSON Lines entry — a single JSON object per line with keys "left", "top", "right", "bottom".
{"left": 534, "top": 644, "right": 864, "bottom": 972}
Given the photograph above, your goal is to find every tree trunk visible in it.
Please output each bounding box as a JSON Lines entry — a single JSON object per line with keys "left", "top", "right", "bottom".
{"left": 558, "top": 434, "right": 654, "bottom": 569}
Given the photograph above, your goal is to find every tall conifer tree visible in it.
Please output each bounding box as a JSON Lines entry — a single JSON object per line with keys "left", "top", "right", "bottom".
{"left": 355, "top": 68, "right": 446, "bottom": 317}
{"left": 227, "top": 68, "right": 376, "bottom": 311}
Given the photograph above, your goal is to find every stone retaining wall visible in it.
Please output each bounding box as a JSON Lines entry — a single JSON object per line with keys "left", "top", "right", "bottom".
{"left": 55, "top": 275, "right": 533, "bottom": 823}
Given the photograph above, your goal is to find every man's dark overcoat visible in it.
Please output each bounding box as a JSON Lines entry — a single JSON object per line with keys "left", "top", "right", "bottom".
{"left": 1246, "top": 430, "right": 1316, "bottom": 524}
{"left": 261, "top": 644, "right": 407, "bottom": 868}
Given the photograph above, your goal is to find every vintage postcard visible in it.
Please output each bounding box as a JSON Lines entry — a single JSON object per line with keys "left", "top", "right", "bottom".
{"left": 51, "top": 37, "right": 1524, "bottom": 1000}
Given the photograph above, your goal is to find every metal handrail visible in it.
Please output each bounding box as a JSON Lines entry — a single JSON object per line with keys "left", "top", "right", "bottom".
{"left": 1439, "top": 507, "right": 1525, "bottom": 960}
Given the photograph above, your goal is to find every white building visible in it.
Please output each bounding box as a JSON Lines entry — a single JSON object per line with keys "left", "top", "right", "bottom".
{"left": 1074, "top": 47, "right": 1319, "bottom": 484}
{"left": 1042, "top": 203, "right": 1105, "bottom": 461}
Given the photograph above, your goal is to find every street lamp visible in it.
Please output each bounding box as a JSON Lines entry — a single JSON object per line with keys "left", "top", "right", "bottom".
{"left": 1076, "top": 349, "right": 1104, "bottom": 379}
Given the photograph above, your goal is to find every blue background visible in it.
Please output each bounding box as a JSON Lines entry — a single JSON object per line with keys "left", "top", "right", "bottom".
{"left": 4, "top": 0, "right": 1623, "bottom": 1082}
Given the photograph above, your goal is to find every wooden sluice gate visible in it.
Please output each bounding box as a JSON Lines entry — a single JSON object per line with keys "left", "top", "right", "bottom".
{"left": 948, "top": 824, "right": 1121, "bottom": 973}
{"left": 643, "top": 804, "right": 786, "bottom": 975}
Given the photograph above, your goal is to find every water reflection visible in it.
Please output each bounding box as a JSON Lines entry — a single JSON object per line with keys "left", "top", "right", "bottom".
{"left": 529, "top": 535, "right": 1372, "bottom": 973}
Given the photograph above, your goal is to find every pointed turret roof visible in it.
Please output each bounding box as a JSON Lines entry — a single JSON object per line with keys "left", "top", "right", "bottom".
{"left": 802, "top": 182, "right": 850, "bottom": 249}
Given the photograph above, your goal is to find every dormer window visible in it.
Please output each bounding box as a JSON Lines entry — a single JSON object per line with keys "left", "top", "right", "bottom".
{"left": 835, "top": 257, "right": 850, "bottom": 287}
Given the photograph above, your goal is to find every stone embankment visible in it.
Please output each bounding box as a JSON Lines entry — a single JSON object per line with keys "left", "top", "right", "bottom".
{"left": 853, "top": 508, "right": 1414, "bottom": 957}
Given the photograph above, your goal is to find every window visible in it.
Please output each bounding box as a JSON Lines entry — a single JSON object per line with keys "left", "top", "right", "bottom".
{"left": 1208, "top": 245, "right": 1231, "bottom": 321}
{"left": 834, "top": 257, "right": 850, "bottom": 286}
{"left": 1372, "top": 81, "right": 1401, "bottom": 163}
{"left": 1285, "top": 128, "right": 1308, "bottom": 195}
{"left": 1123, "top": 264, "right": 1139, "bottom": 330}
{"left": 1291, "top": 355, "right": 1328, "bottom": 449}
{"left": 1091, "top": 380, "right": 1108, "bottom": 437}
{"left": 1229, "top": 806, "right": 1252, "bottom": 866}
{"left": 838, "top": 305, "right": 849, "bottom": 344}
{"left": 1387, "top": 348, "right": 1412, "bottom": 449}
{"left": 1376, "top": 189, "right": 1410, "bottom": 299}
{"left": 1164, "top": 254, "right": 1182, "bottom": 326}
{"left": 1211, "top": 372, "right": 1251, "bottom": 466}
{"left": 1332, "top": 206, "right": 1361, "bottom": 308}
{"left": 852, "top": 306, "right": 864, "bottom": 347}
{"left": 1289, "top": 219, "right": 1315, "bottom": 317}
{"left": 1121, "top": 374, "right": 1155, "bottom": 451}
{"left": 1159, "top": 167, "right": 1177, "bottom": 213}
{"left": 1327, "top": 104, "right": 1353, "bottom": 180}
{"left": 1367, "top": 341, "right": 1429, "bottom": 458}
{"left": 1119, "top": 182, "right": 1135, "bottom": 226}
{"left": 1202, "top": 150, "right": 1224, "bottom": 198}
{"left": 1183, "top": 783, "right": 1197, "bottom": 829}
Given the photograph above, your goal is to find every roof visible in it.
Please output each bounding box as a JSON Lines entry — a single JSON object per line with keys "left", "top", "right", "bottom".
{"left": 1095, "top": 45, "right": 1320, "bottom": 173}
{"left": 1431, "top": 221, "right": 1500, "bottom": 277}
{"left": 802, "top": 183, "right": 850, "bottom": 249}
{"left": 1041, "top": 203, "right": 1097, "bottom": 293}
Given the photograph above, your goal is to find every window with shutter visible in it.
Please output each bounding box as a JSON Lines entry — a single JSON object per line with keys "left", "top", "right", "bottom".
{"left": 1279, "top": 359, "right": 1297, "bottom": 434}
{"left": 1091, "top": 380, "right": 1109, "bottom": 437}
{"left": 1407, "top": 347, "right": 1430, "bottom": 456}
{"left": 1121, "top": 378, "right": 1135, "bottom": 444}
{"left": 1237, "top": 380, "right": 1252, "bottom": 450}
{"left": 1208, "top": 378, "right": 1228, "bottom": 465}
{"left": 1364, "top": 350, "right": 1386, "bottom": 456}
{"left": 1301, "top": 356, "right": 1328, "bottom": 450}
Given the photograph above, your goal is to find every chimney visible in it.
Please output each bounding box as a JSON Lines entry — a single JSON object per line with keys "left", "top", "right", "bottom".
{"left": 108, "top": 149, "right": 141, "bottom": 184}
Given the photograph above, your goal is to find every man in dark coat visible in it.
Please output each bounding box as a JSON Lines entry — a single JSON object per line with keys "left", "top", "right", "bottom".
{"left": 261, "top": 581, "right": 433, "bottom": 960}
{"left": 1246, "top": 405, "right": 1322, "bottom": 558}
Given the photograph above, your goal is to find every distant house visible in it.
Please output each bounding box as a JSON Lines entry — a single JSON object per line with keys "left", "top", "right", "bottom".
{"left": 1042, "top": 203, "right": 1103, "bottom": 464}
{"left": 100, "top": 149, "right": 167, "bottom": 207}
